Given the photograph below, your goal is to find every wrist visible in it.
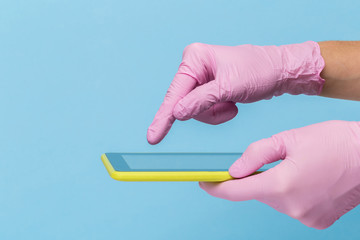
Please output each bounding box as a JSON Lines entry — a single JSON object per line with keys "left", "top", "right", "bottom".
{"left": 318, "top": 41, "right": 360, "bottom": 101}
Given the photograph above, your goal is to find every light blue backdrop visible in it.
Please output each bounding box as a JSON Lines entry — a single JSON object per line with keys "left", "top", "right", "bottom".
{"left": 1, "top": 0, "right": 360, "bottom": 239}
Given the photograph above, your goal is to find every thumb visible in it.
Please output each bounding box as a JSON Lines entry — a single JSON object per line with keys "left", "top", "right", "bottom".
{"left": 173, "top": 80, "right": 222, "bottom": 120}
{"left": 229, "top": 135, "right": 286, "bottom": 178}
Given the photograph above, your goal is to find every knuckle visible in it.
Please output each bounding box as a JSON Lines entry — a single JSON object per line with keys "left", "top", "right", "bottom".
{"left": 246, "top": 141, "right": 262, "bottom": 153}
{"left": 288, "top": 208, "right": 306, "bottom": 220}
{"left": 183, "top": 42, "right": 206, "bottom": 55}
{"left": 181, "top": 43, "right": 211, "bottom": 84}
{"left": 246, "top": 140, "right": 267, "bottom": 157}
{"left": 272, "top": 180, "right": 291, "bottom": 196}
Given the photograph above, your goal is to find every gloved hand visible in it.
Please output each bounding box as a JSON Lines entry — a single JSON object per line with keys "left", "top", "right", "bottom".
{"left": 147, "top": 41, "right": 325, "bottom": 144}
{"left": 199, "top": 120, "right": 360, "bottom": 229}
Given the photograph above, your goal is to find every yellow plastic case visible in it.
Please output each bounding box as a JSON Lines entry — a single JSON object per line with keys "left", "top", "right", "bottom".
{"left": 101, "top": 153, "right": 234, "bottom": 182}
{"left": 101, "top": 153, "right": 263, "bottom": 182}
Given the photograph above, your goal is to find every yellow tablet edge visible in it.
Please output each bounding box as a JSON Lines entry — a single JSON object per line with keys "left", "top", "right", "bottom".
{"left": 101, "top": 153, "right": 234, "bottom": 182}
{"left": 101, "top": 153, "right": 116, "bottom": 176}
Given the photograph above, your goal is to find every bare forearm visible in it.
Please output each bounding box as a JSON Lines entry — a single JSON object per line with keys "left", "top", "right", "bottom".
{"left": 319, "top": 41, "right": 360, "bottom": 100}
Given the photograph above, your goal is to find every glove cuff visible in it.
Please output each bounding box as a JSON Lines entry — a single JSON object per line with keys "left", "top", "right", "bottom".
{"left": 277, "top": 41, "right": 326, "bottom": 96}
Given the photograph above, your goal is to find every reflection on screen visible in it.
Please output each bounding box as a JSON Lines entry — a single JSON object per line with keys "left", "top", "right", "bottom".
{"left": 108, "top": 153, "right": 242, "bottom": 171}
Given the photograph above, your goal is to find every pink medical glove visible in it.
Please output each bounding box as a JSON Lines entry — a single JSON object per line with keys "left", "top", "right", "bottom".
{"left": 147, "top": 41, "right": 325, "bottom": 144}
{"left": 199, "top": 120, "right": 360, "bottom": 229}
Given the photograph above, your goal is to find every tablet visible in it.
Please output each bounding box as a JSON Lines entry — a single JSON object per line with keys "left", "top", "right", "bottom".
{"left": 101, "top": 153, "right": 263, "bottom": 182}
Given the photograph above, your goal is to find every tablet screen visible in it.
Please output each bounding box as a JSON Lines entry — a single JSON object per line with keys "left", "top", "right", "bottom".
{"left": 106, "top": 153, "right": 242, "bottom": 171}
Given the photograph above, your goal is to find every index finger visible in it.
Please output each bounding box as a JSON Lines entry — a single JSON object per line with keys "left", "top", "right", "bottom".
{"left": 147, "top": 71, "right": 196, "bottom": 145}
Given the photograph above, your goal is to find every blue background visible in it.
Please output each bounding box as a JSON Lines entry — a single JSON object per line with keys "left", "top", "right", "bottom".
{"left": 1, "top": 0, "right": 360, "bottom": 239}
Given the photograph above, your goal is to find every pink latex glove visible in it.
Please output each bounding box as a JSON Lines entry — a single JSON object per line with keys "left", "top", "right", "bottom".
{"left": 147, "top": 41, "right": 325, "bottom": 144}
{"left": 200, "top": 120, "right": 360, "bottom": 229}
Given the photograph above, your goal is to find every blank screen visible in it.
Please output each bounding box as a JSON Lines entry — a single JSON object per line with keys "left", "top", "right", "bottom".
{"left": 106, "top": 153, "right": 243, "bottom": 172}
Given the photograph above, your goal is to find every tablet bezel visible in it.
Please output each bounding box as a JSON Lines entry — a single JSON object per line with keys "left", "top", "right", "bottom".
{"left": 105, "top": 152, "right": 243, "bottom": 172}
